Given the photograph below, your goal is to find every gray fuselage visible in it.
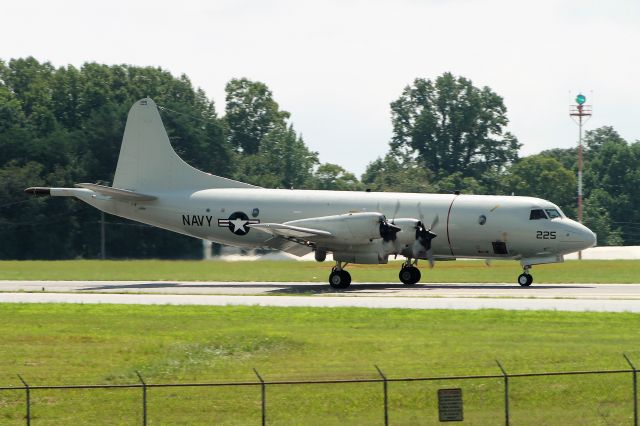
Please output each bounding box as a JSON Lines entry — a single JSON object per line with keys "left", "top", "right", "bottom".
{"left": 80, "top": 187, "right": 596, "bottom": 264}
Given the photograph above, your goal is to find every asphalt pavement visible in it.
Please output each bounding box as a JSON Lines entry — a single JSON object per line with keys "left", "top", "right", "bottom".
{"left": 1, "top": 281, "right": 639, "bottom": 312}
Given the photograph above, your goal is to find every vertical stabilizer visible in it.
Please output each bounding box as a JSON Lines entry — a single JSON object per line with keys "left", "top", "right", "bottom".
{"left": 112, "top": 98, "right": 256, "bottom": 192}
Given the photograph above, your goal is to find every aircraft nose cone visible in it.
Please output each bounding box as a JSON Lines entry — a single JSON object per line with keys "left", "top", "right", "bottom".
{"left": 568, "top": 220, "right": 597, "bottom": 250}
{"left": 584, "top": 227, "right": 597, "bottom": 248}
{"left": 557, "top": 219, "right": 597, "bottom": 255}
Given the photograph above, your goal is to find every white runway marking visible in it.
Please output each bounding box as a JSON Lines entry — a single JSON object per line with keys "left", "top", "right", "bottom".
{"left": 1, "top": 281, "right": 639, "bottom": 312}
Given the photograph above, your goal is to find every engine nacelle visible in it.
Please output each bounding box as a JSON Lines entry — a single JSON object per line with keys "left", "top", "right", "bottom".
{"left": 388, "top": 218, "right": 421, "bottom": 247}
{"left": 286, "top": 213, "right": 431, "bottom": 264}
{"left": 378, "top": 218, "right": 435, "bottom": 259}
{"left": 287, "top": 212, "right": 385, "bottom": 244}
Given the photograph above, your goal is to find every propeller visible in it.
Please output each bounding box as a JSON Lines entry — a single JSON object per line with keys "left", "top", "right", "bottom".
{"left": 379, "top": 201, "right": 401, "bottom": 242}
{"left": 391, "top": 200, "right": 400, "bottom": 223}
{"left": 416, "top": 202, "right": 438, "bottom": 268}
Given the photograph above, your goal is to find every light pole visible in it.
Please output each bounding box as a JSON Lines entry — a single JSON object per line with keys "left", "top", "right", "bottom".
{"left": 569, "top": 94, "right": 592, "bottom": 259}
{"left": 99, "top": 181, "right": 110, "bottom": 260}
{"left": 100, "top": 211, "right": 106, "bottom": 260}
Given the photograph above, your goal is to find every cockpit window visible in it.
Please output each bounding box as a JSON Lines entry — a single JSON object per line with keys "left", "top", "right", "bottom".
{"left": 545, "top": 209, "right": 561, "bottom": 219}
{"left": 529, "top": 209, "right": 547, "bottom": 220}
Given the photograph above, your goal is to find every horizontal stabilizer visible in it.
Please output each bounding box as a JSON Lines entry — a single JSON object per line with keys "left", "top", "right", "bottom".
{"left": 250, "top": 223, "right": 333, "bottom": 239}
{"left": 75, "top": 183, "right": 157, "bottom": 201}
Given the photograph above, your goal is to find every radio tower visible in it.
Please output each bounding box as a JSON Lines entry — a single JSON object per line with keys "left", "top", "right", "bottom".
{"left": 569, "top": 93, "right": 592, "bottom": 260}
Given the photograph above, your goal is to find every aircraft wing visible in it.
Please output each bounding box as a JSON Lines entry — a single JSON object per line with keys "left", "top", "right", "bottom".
{"left": 250, "top": 223, "right": 332, "bottom": 239}
{"left": 250, "top": 223, "right": 333, "bottom": 257}
{"left": 262, "top": 237, "right": 315, "bottom": 256}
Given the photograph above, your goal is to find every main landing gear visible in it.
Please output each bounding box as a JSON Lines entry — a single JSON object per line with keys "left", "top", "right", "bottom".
{"left": 329, "top": 262, "right": 351, "bottom": 289}
{"left": 517, "top": 265, "right": 533, "bottom": 287}
{"left": 399, "top": 260, "right": 421, "bottom": 285}
{"left": 328, "top": 260, "right": 423, "bottom": 289}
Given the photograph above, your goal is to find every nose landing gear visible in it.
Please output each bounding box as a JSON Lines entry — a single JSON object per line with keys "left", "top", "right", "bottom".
{"left": 329, "top": 261, "right": 351, "bottom": 289}
{"left": 518, "top": 265, "right": 533, "bottom": 287}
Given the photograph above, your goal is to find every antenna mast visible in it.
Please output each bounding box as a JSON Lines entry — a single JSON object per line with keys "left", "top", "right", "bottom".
{"left": 569, "top": 93, "right": 592, "bottom": 259}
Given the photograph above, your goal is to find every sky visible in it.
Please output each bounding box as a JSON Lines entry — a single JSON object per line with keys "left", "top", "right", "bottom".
{"left": 2, "top": 0, "right": 639, "bottom": 176}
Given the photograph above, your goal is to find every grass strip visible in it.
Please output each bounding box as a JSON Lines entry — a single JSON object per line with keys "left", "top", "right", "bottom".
{"left": 0, "top": 304, "right": 638, "bottom": 424}
{"left": 1, "top": 259, "right": 639, "bottom": 283}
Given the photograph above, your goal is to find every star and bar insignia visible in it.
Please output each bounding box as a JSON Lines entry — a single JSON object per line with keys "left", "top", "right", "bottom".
{"left": 218, "top": 211, "right": 260, "bottom": 236}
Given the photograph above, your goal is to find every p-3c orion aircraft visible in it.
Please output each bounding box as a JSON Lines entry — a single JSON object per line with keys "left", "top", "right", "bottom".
{"left": 26, "top": 98, "right": 597, "bottom": 289}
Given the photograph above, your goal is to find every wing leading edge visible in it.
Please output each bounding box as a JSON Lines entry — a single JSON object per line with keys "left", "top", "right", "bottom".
{"left": 250, "top": 223, "right": 332, "bottom": 239}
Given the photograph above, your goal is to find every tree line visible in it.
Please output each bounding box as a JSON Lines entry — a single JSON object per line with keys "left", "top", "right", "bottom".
{"left": 0, "top": 58, "right": 636, "bottom": 259}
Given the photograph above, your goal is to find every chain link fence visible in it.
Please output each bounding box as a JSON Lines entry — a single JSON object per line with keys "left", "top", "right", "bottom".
{"left": 1, "top": 356, "right": 637, "bottom": 425}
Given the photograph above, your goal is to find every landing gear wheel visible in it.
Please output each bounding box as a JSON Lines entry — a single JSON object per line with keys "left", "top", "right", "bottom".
{"left": 399, "top": 266, "right": 421, "bottom": 285}
{"left": 329, "top": 270, "right": 351, "bottom": 289}
{"left": 517, "top": 273, "right": 533, "bottom": 287}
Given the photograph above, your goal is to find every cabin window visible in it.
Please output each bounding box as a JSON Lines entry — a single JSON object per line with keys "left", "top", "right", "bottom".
{"left": 545, "top": 209, "right": 561, "bottom": 219}
{"left": 529, "top": 209, "right": 547, "bottom": 220}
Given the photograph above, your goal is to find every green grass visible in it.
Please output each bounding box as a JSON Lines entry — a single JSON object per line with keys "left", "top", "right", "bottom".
{"left": 0, "top": 304, "right": 639, "bottom": 424}
{"left": 1, "top": 259, "right": 639, "bottom": 283}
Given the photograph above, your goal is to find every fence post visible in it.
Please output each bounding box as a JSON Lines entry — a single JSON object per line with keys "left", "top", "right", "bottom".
{"left": 254, "top": 368, "right": 266, "bottom": 426}
{"left": 375, "top": 365, "right": 389, "bottom": 426}
{"left": 624, "top": 354, "right": 638, "bottom": 426}
{"left": 17, "top": 375, "right": 30, "bottom": 426}
{"left": 496, "top": 360, "right": 509, "bottom": 426}
{"left": 135, "top": 371, "right": 147, "bottom": 426}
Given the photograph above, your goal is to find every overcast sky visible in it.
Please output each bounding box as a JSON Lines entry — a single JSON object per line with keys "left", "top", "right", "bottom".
{"left": 2, "top": 0, "right": 639, "bottom": 176}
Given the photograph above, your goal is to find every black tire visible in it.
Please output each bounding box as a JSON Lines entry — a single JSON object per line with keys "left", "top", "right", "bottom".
{"left": 339, "top": 270, "right": 352, "bottom": 288}
{"left": 399, "top": 266, "right": 421, "bottom": 285}
{"left": 518, "top": 273, "right": 533, "bottom": 287}
{"left": 329, "top": 271, "right": 342, "bottom": 288}
{"left": 410, "top": 267, "right": 421, "bottom": 284}
{"left": 329, "top": 270, "right": 351, "bottom": 289}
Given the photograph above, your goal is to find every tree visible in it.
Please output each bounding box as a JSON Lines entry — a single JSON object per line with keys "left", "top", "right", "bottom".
{"left": 582, "top": 189, "right": 623, "bottom": 246}
{"left": 504, "top": 155, "right": 576, "bottom": 217}
{"left": 313, "top": 163, "right": 362, "bottom": 191}
{"left": 0, "top": 161, "right": 82, "bottom": 259}
{"left": 233, "top": 123, "right": 318, "bottom": 189}
{"left": 224, "top": 78, "right": 289, "bottom": 155}
{"left": 582, "top": 128, "right": 640, "bottom": 244}
{"left": 223, "top": 78, "right": 320, "bottom": 189}
{"left": 536, "top": 126, "right": 640, "bottom": 245}
{"left": 0, "top": 85, "right": 26, "bottom": 132}
{"left": 584, "top": 126, "right": 627, "bottom": 152}
{"left": 538, "top": 147, "right": 578, "bottom": 171}
{"left": 361, "top": 153, "right": 435, "bottom": 193}
{"left": 390, "top": 73, "right": 520, "bottom": 179}
{"left": 0, "top": 57, "right": 230, "bottom": 259}
{"left": 434, "top": 172, "right": 485, "bottom": 195}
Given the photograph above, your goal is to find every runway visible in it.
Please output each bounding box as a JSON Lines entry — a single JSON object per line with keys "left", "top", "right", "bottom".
{"left": 1, "top": 281, "right": 639, "bottom": 312}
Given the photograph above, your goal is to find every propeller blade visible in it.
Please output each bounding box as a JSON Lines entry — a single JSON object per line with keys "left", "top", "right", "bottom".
{"left": 416, "top": 202, "right": 438, "bottom": 265}
{"left": 417, "top": 202, "right": 425, "bottom": 224}
{"left": 391, "top": 200, "right": 400, "bottom": 223}
{"left": 430, "top": 214, "right": 439, "bottom": 231}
